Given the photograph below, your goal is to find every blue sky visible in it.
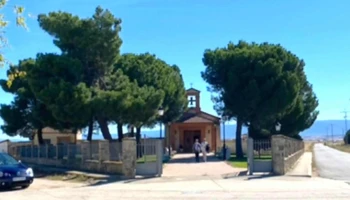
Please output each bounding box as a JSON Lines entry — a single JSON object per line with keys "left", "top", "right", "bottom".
{"left": 1, "top": 0, "right": 350, "bottom": 139}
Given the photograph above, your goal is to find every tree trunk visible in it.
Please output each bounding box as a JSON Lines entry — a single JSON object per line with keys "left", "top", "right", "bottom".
{"left": 130, "top": 126, "right": 135, "bottom": 137}
{"left": 136, "top": 127, "right": 141, "bottom": 144}
{"left": 136, "top": 127, "right": 142, "bottom": 158}
{"left": 117, "top": 123, "right": 123, "bottom": 142}
{"left": 87, "top": 118, "right": 94, "bottom": 141}
{"left": 235, "top": 117, "right": 244, "bottom": 159}
{"left": 97, "top": 117, "right": 112, "bottom": 140}
{"left": 37, "top": 127, "right": 44, "bottom": 145}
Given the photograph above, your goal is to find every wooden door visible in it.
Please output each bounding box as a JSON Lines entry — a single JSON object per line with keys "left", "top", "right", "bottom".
{"left": 183, "top": 130, "right": 201, "bottom": 152}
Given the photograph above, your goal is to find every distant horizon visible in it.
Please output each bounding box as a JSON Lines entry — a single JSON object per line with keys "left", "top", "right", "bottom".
{"left": 1, "top": 119, "right": 348, "bottom": 142}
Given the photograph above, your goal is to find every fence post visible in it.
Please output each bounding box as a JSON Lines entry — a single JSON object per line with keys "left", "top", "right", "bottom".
{"left": 122, "top": 138, "right": 136, "bottom": 178}
{"left": 271, "top": 135, "right": 286, "bottom": 175}
{"left": 247, "top": 138, "right": 254, "bottom": 175}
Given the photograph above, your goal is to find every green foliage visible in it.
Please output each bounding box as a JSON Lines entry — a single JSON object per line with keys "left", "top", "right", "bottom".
{"left": 37, "top": 6, "right": 122, "bottom": 87}
{"left": 0, "top": 0, "right": 27, "bottom": 68}
{"left": 278, "top": 83, "right": 319, "bottom": 138}
{"left": 0, "top": 98, "right": 34, "bottom": 138}
{"left": 202, "top": 40, "right": 316, "bottom": 141}
{"left": 26, "top": 53, "right": 91, "bottom": 128}
{"left": 1, "top": 1, "right": 29, "bottom": 88}
{"left": 0, "top": 59, "right": 76, "bottom": 141}
{"left": 1, "top": 6, "right": 187, "bottom": 142}
{"left": 33, "top": 6, "right": 124, "bottom": 139}
{"left": 202, "top": 41, "right": 302, "bottom": 126}
{"left": 115, "top": 53, "right": 187, "bottom": 127}
{"left": 344, "top": 130, "right": 350, "bottom": 144}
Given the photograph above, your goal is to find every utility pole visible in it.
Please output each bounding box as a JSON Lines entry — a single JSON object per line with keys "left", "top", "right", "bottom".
{"left": 331, "top": 124, "right": 334, "bottom": 144}
{"left": 341, "top": 109, "right": 348, "bottom": 134}
{"left": 325, "top": 127, "right": 329, "bottom": 144}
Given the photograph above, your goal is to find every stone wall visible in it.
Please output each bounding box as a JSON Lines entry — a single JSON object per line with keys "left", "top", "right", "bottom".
{"left": 10, "top": 138, "right": 137, "bottom": 177}
{"left": 271, "top": 135, "right": 304, "bottom": 175}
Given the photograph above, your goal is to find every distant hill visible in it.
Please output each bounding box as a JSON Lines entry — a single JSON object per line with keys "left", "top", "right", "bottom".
{"left": 81, "top": 120, "right": 347, "bottom": 141}
{"left": 1, "top": 120, "right": 347, "bottom": 142}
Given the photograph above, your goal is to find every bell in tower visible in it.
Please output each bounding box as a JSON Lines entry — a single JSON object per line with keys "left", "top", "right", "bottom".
{"left": 188, "top": 95, "right": 197, "bottom": 107}
{"left": 186, "top": 86, "right": 201, "bottom": 113}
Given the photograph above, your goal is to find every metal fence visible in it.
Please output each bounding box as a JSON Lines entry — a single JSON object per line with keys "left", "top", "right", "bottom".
{"left": 137, "top": 139, "right": 158, "bottom": 163}
{"left": 11, "top": 141, "right": 125, "bottom": 162}
{"left": 14, "top": 144, "right": 84, "bottom": 160}
{"left": 253, "top": 139, "right": 272, "bottom": 159}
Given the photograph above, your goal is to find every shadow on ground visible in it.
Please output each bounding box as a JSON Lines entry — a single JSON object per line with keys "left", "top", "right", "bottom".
{"left": 86, "top": 175, "right": 161, "bottom": 187}
{"left": 0, "top": 187, "right": 27, "bottom": 193}
{"left": 167, "top": 154, "right": 222, "bottom": 164}
{"left": 246, "top": 174, "right": 277, "bottom": 180}
{"left": 28, "top": 164, "right": 162, "bottom": 187}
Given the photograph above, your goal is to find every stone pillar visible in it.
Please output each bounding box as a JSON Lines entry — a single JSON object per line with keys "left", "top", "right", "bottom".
{"left": 81, "top": 141, "right": 91, "bottom": 162}
{"left": 272, "top": 135, "right": 286, "bottom": 175}
{"left": 99, "top": 140, "right": 110, "bottom": 161}
{"left": 247, "top": 138, "right": 254, "bottom": 175}
{"left": 122, "top": 138, "right": 136, "bottom": 178}
{"left": 155, "top": 139, "right": 163, "bottom": 176}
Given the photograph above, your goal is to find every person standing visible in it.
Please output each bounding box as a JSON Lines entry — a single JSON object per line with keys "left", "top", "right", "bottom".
{"left": 201, "top": 138, "right": 209, "bottom": 162}
{"left": 193, "top": 139, "right": 201, "bottom": 162}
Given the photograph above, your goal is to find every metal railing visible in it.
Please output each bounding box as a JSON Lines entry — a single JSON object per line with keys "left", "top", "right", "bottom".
{"left": 13, "top": 143, "right": 87, "bottom": 160}
{"left": 253, "top": 139, "right": 272, "bottom": 159}
{"left": 10, "top": 141, "right": 128, "bottom": 162}
{"left": 137, "top": 139, "right": 158, "bottom": 163}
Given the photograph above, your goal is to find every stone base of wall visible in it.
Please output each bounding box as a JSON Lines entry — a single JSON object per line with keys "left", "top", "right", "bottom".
{"left": 20, "top": 158, "right": 123, "bottom": 175}
{"left": 101, "top": 161, "right": 123, "bottom": 174}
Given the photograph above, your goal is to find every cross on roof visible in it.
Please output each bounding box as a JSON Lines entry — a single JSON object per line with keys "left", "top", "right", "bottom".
{"left": 190, "top": 83, "right": 193, "bottom": 88}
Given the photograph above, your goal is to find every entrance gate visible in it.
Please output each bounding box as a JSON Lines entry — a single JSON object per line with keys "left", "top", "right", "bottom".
{"left": 247, "top": 138, "right": 273, "bottom": 174}
{"left": 136, "top": 139, "right": 163, "bottom": 176}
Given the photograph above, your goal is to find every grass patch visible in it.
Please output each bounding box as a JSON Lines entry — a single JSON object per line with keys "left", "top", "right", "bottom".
{"left": 220, "top": 153, "right": 272, "bottom": 168}
{"left": 254, "top": 155, "right": 272, "bottom": 160}
{"left": 304, "top": 142, "right": 315, "bottom": 152}
{"left": 227, "top": 155, "right": 248, "bottom": 168}
{"left": 327, "top": 143, "right": 350, "bottom": 153}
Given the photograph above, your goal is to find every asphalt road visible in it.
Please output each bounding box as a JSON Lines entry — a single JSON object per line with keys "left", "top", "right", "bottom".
{"left": 314, "top": 143, "right": 350, "bottom": 180}
{"left": 1, "top": 177, "right": 350, "bottom": 199}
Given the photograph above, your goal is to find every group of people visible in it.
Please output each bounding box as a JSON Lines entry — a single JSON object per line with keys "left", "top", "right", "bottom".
{"left": 192, "top": 138, "right": 210, "bottom": 162}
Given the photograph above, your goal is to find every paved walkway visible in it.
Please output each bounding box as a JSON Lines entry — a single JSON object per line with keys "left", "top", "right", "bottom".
{"left": 162, "top": 153, "right": 245, "bottom": 177}
{"left": 314, "top": 143, "right": 350, "bottom": 180}
{"left": 286, "top": 152, "right": 312, "bottom": 177}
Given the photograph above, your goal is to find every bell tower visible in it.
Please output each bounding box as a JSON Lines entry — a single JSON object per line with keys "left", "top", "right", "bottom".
{"left": 186, "top": 86, "right": 201, "bottom": 113}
